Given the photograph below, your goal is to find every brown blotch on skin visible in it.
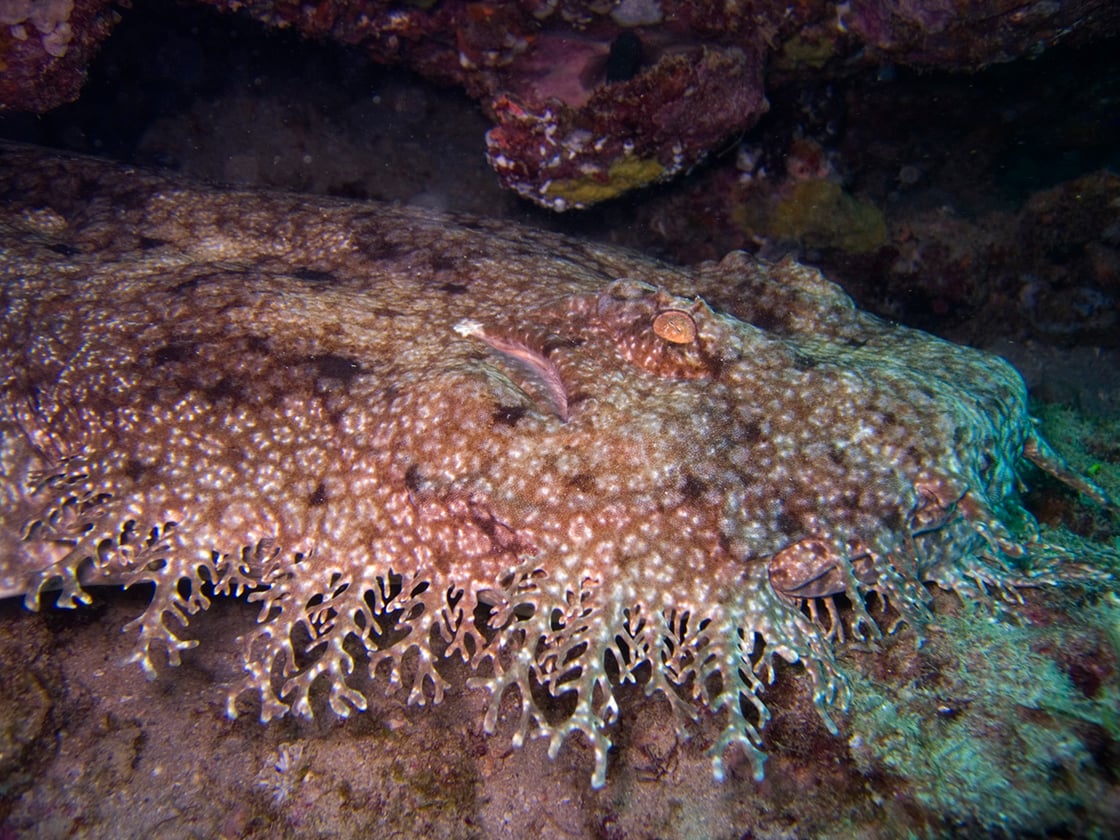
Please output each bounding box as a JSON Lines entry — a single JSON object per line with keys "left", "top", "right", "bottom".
{"left": 169, "top": 269, "right": 254, "bottom": 296}
{"left": 358, "top": 239, "right": 405, "bottom": 261}
{"left": 541, "top": 335, "right": 582, "bottom": 355}
{"left": 308, "top": 353, "right": 363, "bottom": 384}
{"left": 493, "top": 405, "right": 528, "bottom": 426}
{"left": 733, "top": 290, "right": 786, "bottom": 333}
{"left": 372, "top": 307, "right": 406, "bottom": 319}
{"left": 740, "top": 420, "right": 763, "bottom": 444}
{"left": 440, "top": 282, "right": 470, "bottom": 295}
{"left": 776, "top": 510, "right": 803, "bottom": 537}
{"left": 246, "top": 335, "right": 271, "bottom": 355}
{"left": 308, "top": 482, "right": 328, "bottom": 507}
{"left": 566, "top": 473, "right": 596, "bottom": 493}
{"left": 150, "top": 342, "right": 197, "bottom": 367}
{"left": 203, "top": 377, "right": 242, "bottom": 404}
{"left": 292, "top": 267, "right": 338, "bottom": 285}
{"left": 404, "top": 464, "right": 424, "bottom": 493}
{"left": 429, "top": 254, "right": 457, "bottom": 272}
{"left": 680, "top": 472, "right": 708, "bottom": 501}
{"left": 46, "top": 242, "right": 80, "bottom": 257}
{"left": 881, "top": 508, "right": 906, "bottom": 533}
{"left": 461, "top": 497, "right": 534, "bottom": 558}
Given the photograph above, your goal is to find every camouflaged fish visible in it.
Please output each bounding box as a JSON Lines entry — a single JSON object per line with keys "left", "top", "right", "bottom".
{"left": 0, "top": 144, "right": 1112, "bottom": 787}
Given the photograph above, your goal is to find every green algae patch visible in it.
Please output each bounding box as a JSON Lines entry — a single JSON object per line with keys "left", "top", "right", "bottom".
{"left": 845, "top": 601, "right": 1120, "bottom": 833}
{"left": 776, "top": 34, "right": 837, "bottom": 71}
{"left": 545, "top": 156, "right": 665, "bottom": 206}
{"left": 1031, "top": 401, "right": 1120, "bottom": 510}
{"left": 768, "top": 180, "right": 888, "bottom": 253}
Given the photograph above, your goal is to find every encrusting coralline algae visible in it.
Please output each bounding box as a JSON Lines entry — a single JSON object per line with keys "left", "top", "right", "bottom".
{"left": 0, "top": 144, "right": 1114, "bottom": 788}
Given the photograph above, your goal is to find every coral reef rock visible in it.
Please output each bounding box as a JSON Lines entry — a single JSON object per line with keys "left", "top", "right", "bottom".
{"left": 0, "top": 0, "right": 118, "bottom": 111}
{"left": 6, "top": 0, "right": 1119, "bottom": 205}
{"left": 194, "top": 0, "right": 1120, "bottom": 206}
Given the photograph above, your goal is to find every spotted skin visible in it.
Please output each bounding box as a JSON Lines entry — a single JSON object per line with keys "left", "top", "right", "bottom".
{"left": 0, "top": 145, "right": 1110, "bottom": 787}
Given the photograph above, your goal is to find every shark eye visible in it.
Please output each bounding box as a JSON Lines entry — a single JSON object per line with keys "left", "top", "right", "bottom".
{"left": 652, "top": 309, "right": 697, "bottom": 345}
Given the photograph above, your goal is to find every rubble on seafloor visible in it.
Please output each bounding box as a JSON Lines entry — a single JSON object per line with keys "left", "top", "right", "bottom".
{"left": 2, "top": 578, "right": 1118, "bottom": 838}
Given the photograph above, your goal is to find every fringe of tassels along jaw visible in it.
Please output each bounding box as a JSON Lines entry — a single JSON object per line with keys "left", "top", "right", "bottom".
{"left": 218, "top": 553, "right": 859, "bottom": 789}
{"left": 17, "top": 408, "right": 1117, "bottom": 791}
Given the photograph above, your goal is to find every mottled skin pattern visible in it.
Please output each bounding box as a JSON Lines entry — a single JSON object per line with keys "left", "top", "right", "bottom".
{"left": 0, "top": 145, "right": 1109, "bottom": 787}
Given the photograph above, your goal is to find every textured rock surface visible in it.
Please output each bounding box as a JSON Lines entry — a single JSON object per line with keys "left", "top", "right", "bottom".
{"left": 0, "top": 0, "right": 118, "bottom": 111}
{"left": 194, "top": 0, "right": 1120, "bottom": 207}
{"left": 1, "top": 145, "right": 1118, "bottom": 836}
{"left": 5, "top": 0, "right": 1119, "bottom": 205}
